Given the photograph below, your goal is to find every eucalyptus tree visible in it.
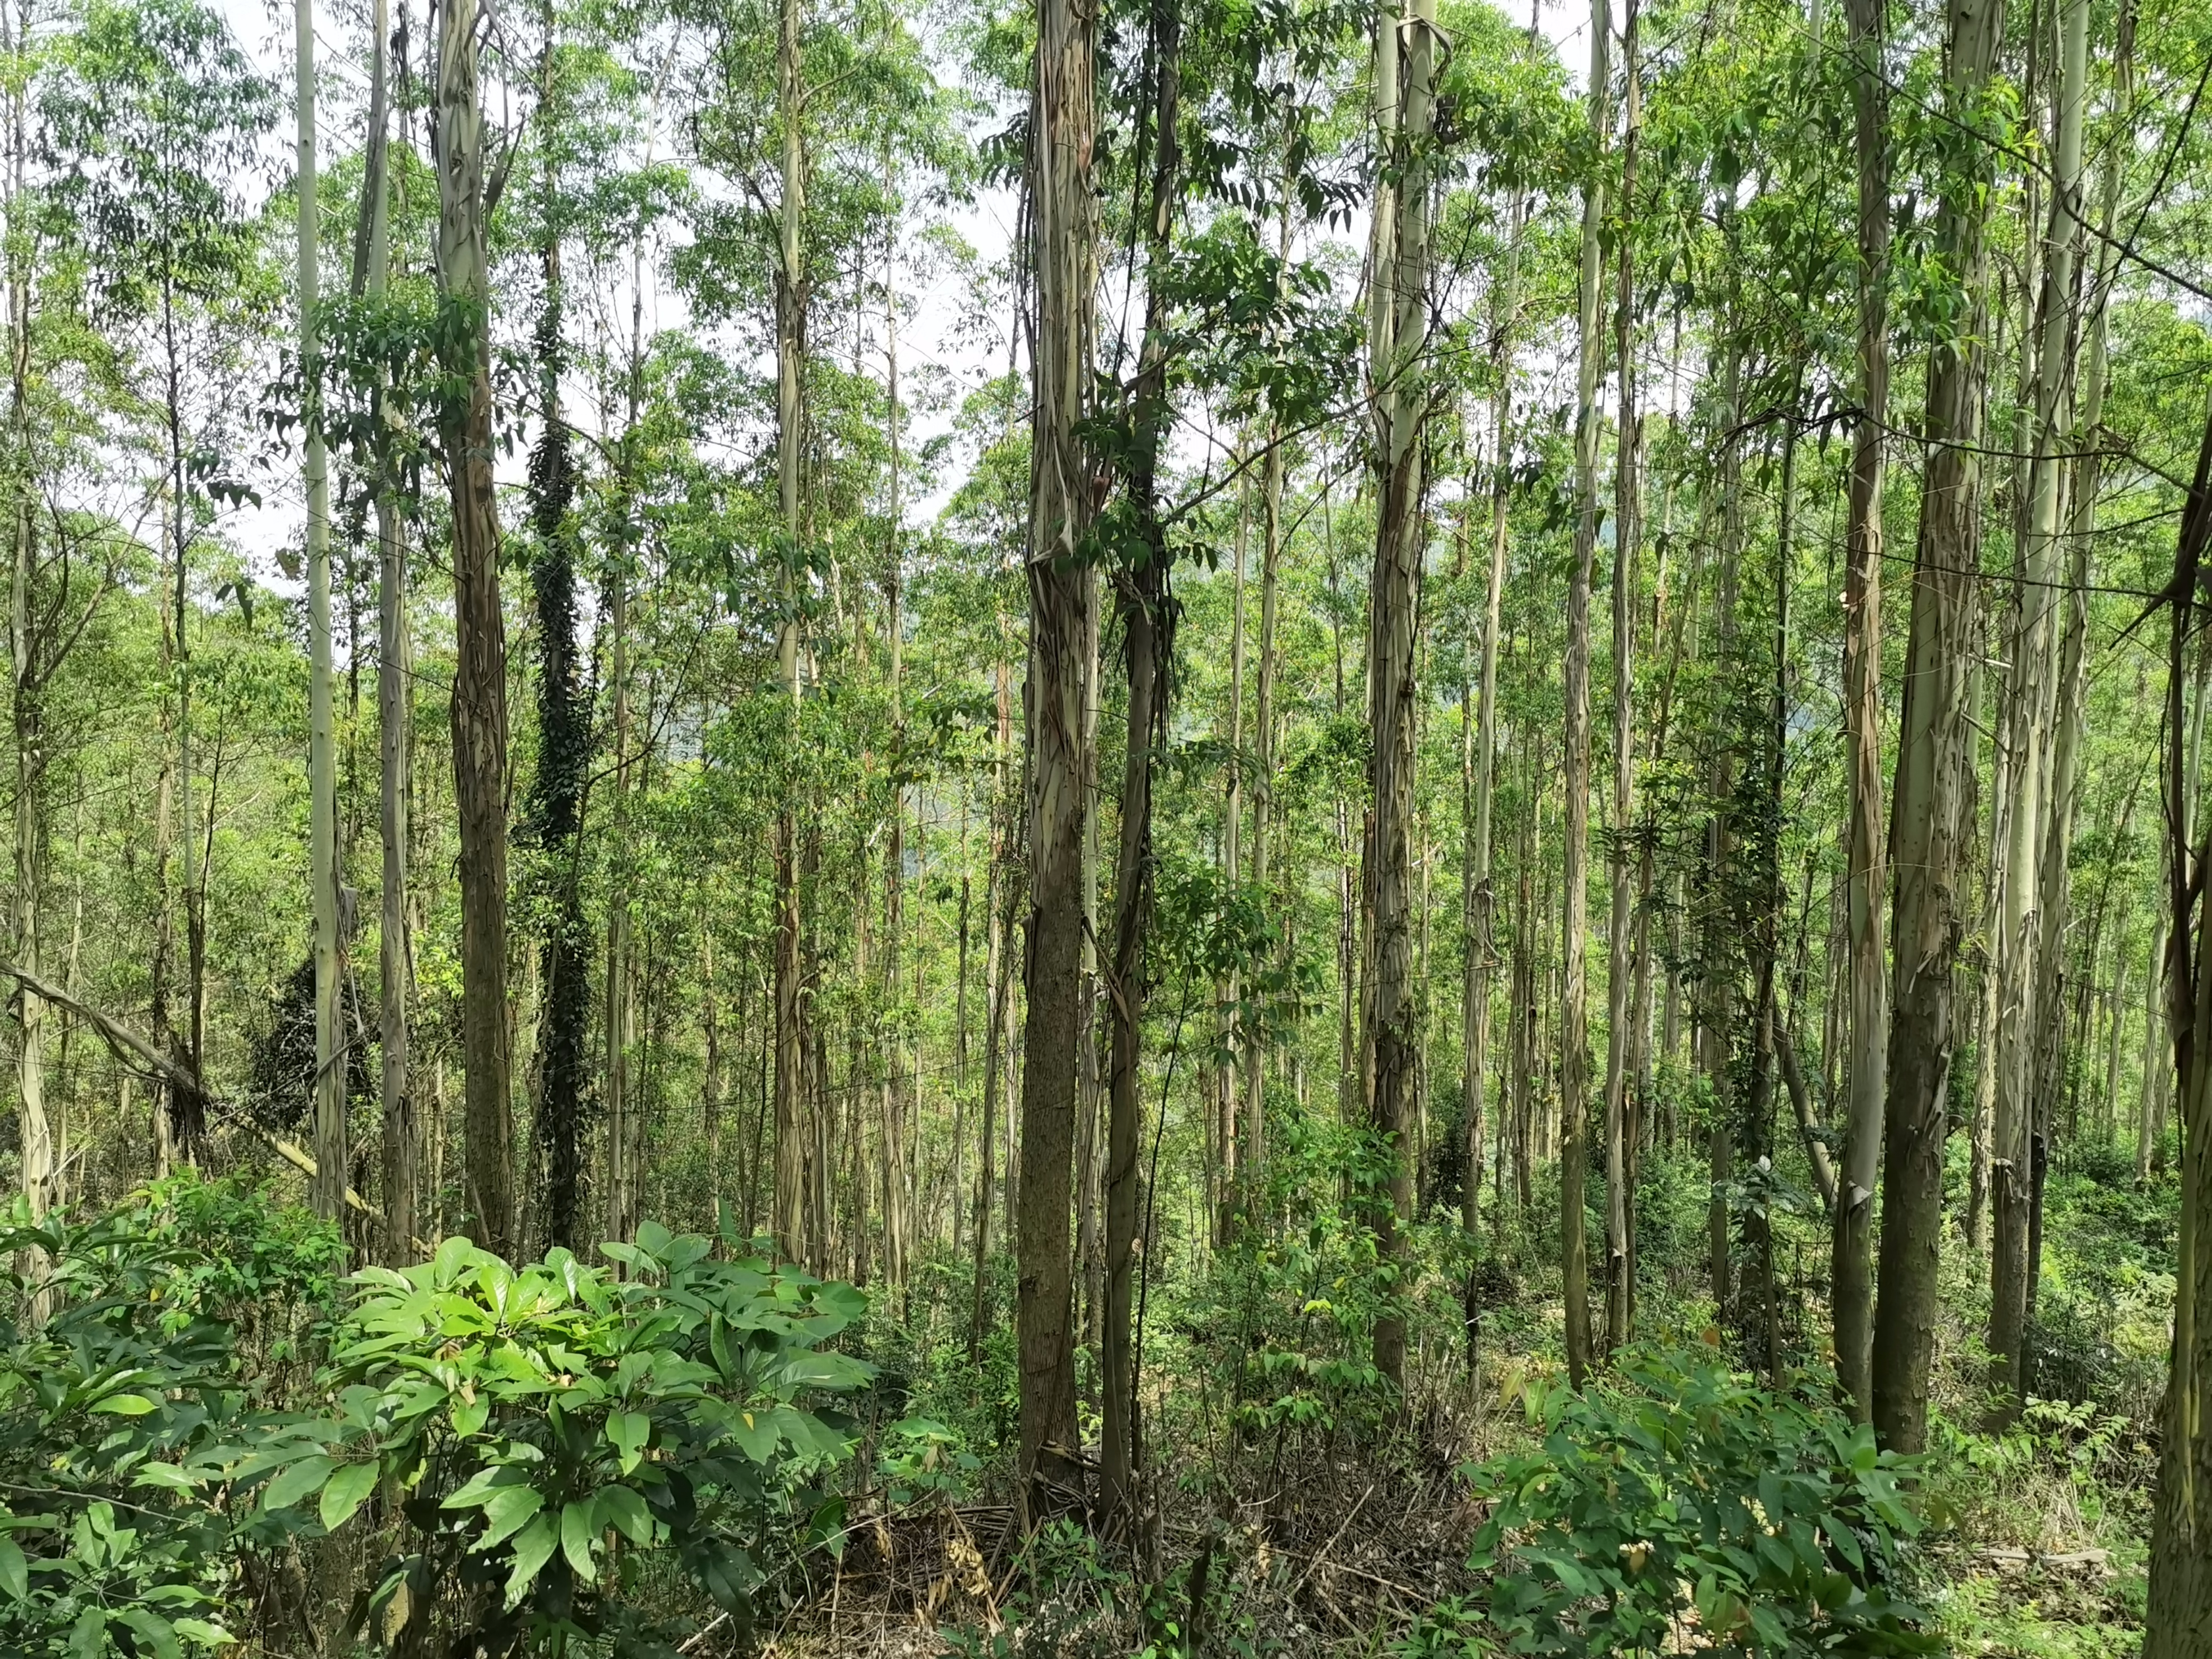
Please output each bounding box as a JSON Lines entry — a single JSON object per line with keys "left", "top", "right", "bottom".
{"left": 1872, "top": 0, "right": 2007, "bottom": 1456}
{"left": 434, "top": 0, "right": 515, "bottom": 1256}
{"left": 1555, "top": 0, "right": 1607, "bottom": 1389}
{"left": 1832, "top": 0, "right": 1890, "bottom": 1425}
{"left": 1363, "top": 0, "right": 1442, "bottom": 1391}
{"left": 1017, "top": 0, "right": 1099, "bottom": 1497}
{"left": 294, "top": 0, "right": 343, "bottom": 1228}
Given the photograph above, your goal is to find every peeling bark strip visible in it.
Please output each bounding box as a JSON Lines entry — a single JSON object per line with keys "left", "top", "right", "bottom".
{"left": 1017, "top": 0, "right": 1097, "bottom": 1506}
{"left": 1362, "top": 0, "right": 1438, "bottom": 1393}
{"left": 434, "top": 0, "right": 514, "bottom": 1259}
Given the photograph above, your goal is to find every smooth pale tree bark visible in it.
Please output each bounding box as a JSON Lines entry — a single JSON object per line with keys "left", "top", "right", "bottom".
{"left": 1362, "top": 0, "right": 1436, "bottom": 1392}
{"left": 969, "top": 638, "right": 1013, "bottom": 1360}
{"left": 1558, "top": 0, "right": 1608, "bottom": 1388}
{"left": 1601, "top": 0, "right": 1640, "bottom": 1358}
{"left": 1992, "top": 0, "right": 2089, "bottom": 1407}
{"left": 435, "top": 0, "right": 515, "bottom": 1256}
{"left": 1217, "top": 474, "right": 1245, "bottom": 1242}
{"left": 298, "top": 0, "right": 344, "bottom": 1229}
{"left": 1872, "top": 0, "right": 2004, "bottom": 1456}
{"left": 770, "top": 0, "right": 811, "bottom": 1265}
{"left": 1017, "top": 0, "right": 1098, "bottom": 1500}
{"left": 1246, "top": 374, "right": 1282, "bottom": 1213}
{"left": 357, "top": 0, "right": 414, "bottom": 1264}
{"left": 1833, "top": 0, "right": 1890, "bottom": 1422}
{"left": 604, "top": 574, "right": 637, "bottom": 1247}
{"left": 2146, "top": 405, "right": 2212, "bottom": 1659}
{"left": 5, "top": 0, "right": 49, "bottom": 1306}
{"left": 882, "top": 301, "right": 911, "bottom": 1296}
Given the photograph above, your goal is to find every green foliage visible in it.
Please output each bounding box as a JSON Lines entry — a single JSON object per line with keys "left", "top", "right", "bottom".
{"left": 249, "top": 1221, "right": 872, "bottom": 1653}
{"left": 1466, "top": 1351, "right": 1936, "bottom": 1657}
{"left": 0, "top": 1177, "right": 339, "bottom": 1658}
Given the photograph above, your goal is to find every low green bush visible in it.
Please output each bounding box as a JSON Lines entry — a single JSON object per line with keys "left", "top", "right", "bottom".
{"left": 1465, "top": 1349, "right": 1937, "bottom": 1657}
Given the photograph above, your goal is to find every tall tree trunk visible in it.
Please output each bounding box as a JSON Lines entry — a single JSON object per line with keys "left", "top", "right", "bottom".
{"left": 770, "top": 0, "right": 811, "bottom": 1266}
{"left": 436, "top": 0, "right": 515, "bottom": 1256}
{"left": 1992, "top": 0, "right": 2088, "bottom": 1409}
{"left": 1601, "top": 0, "right": 1640, "bottom": 1358}
{"left": 1832, "top": 0, "right": 1891, "bottom": 1423}
{"left": 1102, "top": 0, "right": 1179, "bottom": 1529}
{"left": 2144, "top": 405, "right": 2212, "bottom": 1659}
{"left": 299, "top": 0, "right": 345, "bottom": 1229}
{"left": 359, "top": 0, "right": 413, "bottom": 1264}
{"left": 1557, "top": 0, "right": 1609, "bottom": 1388}
{"left": 1215, "top": 465, "right": 1246, "bottom": 1246}
{"left": 1017, "top": 0, "right": 1098, "bottom": 1496}
{"left": 604, "top": 571, "right": 635, "bottom": 1247}
{"left": 970, "top": 643, "right": 1013, "bottom": 1359}
{"left": 882, "top": 309, "right": 911, "bottom": 1298}
{"left": 1871, "top": 0, "right": 2005, "bottom": 1456}
{"left": 1362, "top": 0, "right": 1436, "bottom": 1392}
{"left": 4, "top": 0, "right": 49, "bottom": 1308}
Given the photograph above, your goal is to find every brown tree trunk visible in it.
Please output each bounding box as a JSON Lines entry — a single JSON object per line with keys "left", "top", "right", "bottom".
{"left": 1362, "top": 0, "right": 1437, "bottom": 1392}
{"left": 1558, "top": 0, "right": 1609, "bottom": 1387}
{"left": 2144, "top": 404, "right": 2212, "bottom": 1659}
{"left": 1016, "top": 0, "right": 1098, "bottom": 1499}
{"left": 1832, "top": 0, "right": 1891, "bottom": 1422}
{"left": 1871, "top": 0, "right": 2005, "bottom": 1455}
{"left": 436, "top": 0, "right": 514, "bottom": 1256}
{"left": 1601, "top": 0, "right": 1639, "bottom": 1358}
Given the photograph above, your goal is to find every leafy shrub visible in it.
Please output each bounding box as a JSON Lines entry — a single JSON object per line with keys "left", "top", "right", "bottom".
{"left": 1465, "top": 1350, "right": 1936, "bottom": 1656}
{"left": 240, "top": 1221, "right": 871, "bottom": 1653}
{"left": 0, "top": 1178, "right": 341, "bottom": 1657}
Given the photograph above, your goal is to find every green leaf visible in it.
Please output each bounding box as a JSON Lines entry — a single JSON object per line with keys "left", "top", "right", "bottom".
{"left": 89, "top": 1392, "right": 157, "bottom": 1417}
{"left": 262, "top": 1454, "right": 335, "bottom": 1513}
{"left": 504, "top": 1514, "right": 557, "bottom": 1610}
{"left": 480, "top": 1485, "right": 544, "bottom": 1550}
{"left": 117, "top": 1608, "right": 183, "bottom": 1659}
{"left": 607, "top": 1411, "right": 650, "bottom": 1474}
{"left": 560, "top": 1499, "right": 597, "bottom": 1583}
{"left": 596, "top": 1485, "right": 651, "bottom": 1546}
{"left": 68, "top": 1607, "right": 105, "bottom": 1659}
{"left": 450, "top": 1395, "right": 490, "bottom": 1438}
{"left": 133, "top": 1463, "right": 198, "bottom": 1494}
{"left": 320, "top": 1462, "right": 380, "bottom": 1533}
{"left": 172, "top": 1619, "right": 237, "bottom": 1649}
{"left": 0, "top": 1536, "right": 25, "bottom": 1602}
{"left": 730, "top": 1407, "right": 778, "bottom": 1463}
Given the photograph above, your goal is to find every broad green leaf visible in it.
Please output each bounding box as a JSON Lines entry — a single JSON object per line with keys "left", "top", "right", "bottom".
{"left": 89, "top": 1392, "right": 157, "bottom": 1417}
{"left": 596, "top": 1484, "right": 651, "bottom": 1545}
{"left": 117, "top": 1608, "right": 183, "bottom": 1659}
{"left": 504, "top": 1514, "right": 557, "bottom": 1610}
{"left": 451, "top": 1395, "right": 490, "bottom": 1438}
{"left": 480, "top": 1485, "right": 543, "bottom": 1550}
{"left": 69, "top": 1607, "right": 105, "bottom": 1659}
{"left": 731, "top": 1407, "right": 778, "bottom": 1463}
{"left": 172, "top": 1619, "right": 237, "bottom": 1649}
{"left": 133, "top": 1463, "right": 198, "bottom": 1494}
{"left": 607, "top": 1411, "right": 650, "bottom": 1473}
{"left": 320, "top": 1462, "right": 380, "bottom": 1532}
{"left": 561, "top": 1499, "right": 597, "bottom": 1582}
{"left": 262, "top": 1455, "right": 335, "bottom": 1513}
{"left": 0, "top": 1536, "right": 24, "bottom": 1601}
